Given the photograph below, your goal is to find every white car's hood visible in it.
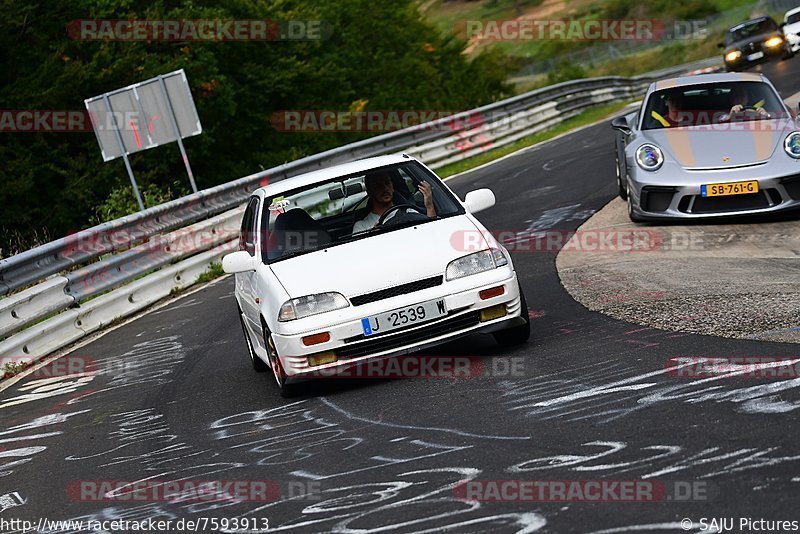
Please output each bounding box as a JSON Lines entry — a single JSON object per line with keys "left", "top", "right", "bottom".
{"left": 269, "top": 215, "right": 488, "bottom": 298}
{"left": 641, "top": 123, "right": 789, "bottom": 168}
{"left": 785, "top": 22, "right": 800, "bottom": 36}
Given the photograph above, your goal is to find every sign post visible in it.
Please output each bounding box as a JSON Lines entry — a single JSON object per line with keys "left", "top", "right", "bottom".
{"left": 158, "top": 74, "right": 198, "bottom": 193}
{"left": 102, "top": 94, "right": 144, "bottom": 211}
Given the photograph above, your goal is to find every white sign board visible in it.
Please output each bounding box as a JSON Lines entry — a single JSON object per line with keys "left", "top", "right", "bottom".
{"left": 85, "top": 69, "right": 202, "bottom": 162}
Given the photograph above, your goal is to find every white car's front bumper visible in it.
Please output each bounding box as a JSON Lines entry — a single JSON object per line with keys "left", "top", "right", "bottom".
{"left": 271, "top": 269, "right": 525, "bottom": 378}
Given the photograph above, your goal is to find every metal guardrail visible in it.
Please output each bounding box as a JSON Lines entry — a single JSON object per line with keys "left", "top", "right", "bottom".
{"left": 0, "top": 56, "right": 721, "bottom": 362}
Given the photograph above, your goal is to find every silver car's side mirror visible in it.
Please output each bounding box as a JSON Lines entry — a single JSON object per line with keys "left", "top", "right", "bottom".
{"left": 463, "top": 189, "right": 496, "bottom": 214}
{"left": 222, "top": 250, "right": 256, "bottom": 274}
{"left": 611, "top": 116, "right": 632, "bottom": 135}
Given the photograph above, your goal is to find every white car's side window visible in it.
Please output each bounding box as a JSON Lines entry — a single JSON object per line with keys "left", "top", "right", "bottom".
{"left": 240, "top": 197, "right": 260, "bottom": 257}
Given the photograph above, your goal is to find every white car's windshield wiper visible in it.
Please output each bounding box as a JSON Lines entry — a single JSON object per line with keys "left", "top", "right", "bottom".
{"left": 266, "top": 247, "right": 324, "bottom": 263}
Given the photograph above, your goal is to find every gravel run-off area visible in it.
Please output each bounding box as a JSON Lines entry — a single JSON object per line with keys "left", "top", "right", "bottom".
{"left": 556, "top": 197, "right": 800, "bottom": 343}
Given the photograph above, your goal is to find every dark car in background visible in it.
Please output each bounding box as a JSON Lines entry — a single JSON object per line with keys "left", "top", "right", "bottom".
{"left": 719, "top": 16, "right": 794, "bottom": 71}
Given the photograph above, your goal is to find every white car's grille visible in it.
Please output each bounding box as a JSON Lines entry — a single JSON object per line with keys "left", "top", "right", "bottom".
{"left": 349, "top": 275, "right": 443, "bottom": 306}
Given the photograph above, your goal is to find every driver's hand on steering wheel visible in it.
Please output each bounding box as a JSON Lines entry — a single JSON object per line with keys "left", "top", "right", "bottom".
{"left": 730, "top": 104, "right": 768, "bottom": 116}
{"left": 418, "top": 181, "right": 436, "bottom": 218}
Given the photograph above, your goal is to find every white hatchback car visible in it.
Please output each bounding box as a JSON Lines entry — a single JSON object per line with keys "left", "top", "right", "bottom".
{"left": 222, "top": 154, "right": 530, "bottom": 395}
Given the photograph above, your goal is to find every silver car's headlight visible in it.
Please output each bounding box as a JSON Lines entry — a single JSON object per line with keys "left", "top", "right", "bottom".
{"left": 446, "top": 248, "right": 508, "bottom": 281}
{"left": 278, "top": 292, "right": 349, "bottom": 321}
{"left": 785, "top": 132, "right": 800, "bottom": 159}
{"left": 636, "top": 144, "right": 664, "bottom": 171}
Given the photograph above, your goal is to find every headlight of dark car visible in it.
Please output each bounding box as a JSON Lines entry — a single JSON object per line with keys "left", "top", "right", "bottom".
{"left": 764, "top": 36, "right": 783, "bottom": 48}
{"left": 725, "top": 50, "right": 742, "bottom": 62}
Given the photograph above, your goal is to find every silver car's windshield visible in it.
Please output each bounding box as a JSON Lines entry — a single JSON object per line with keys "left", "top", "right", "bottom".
{"left": 258, "top": 162, "right": 464, "bottom": 264}
{"left": 642, "top": 81, "right": 787, "bottom": 130}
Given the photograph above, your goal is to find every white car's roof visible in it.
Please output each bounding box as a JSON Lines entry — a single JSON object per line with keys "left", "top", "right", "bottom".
{"left": 652, "top": 72, "right": 764, "bottom": 91}
{"left": 254, "top": 154, "right": 415, "bottom": 197}
{"left": 786, "top": 6, "right": 800, "bottom": 19}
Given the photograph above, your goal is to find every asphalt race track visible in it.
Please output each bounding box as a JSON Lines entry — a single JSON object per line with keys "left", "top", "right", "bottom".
{"left": 2, "top": 58, "right": 800, "bottom": 533}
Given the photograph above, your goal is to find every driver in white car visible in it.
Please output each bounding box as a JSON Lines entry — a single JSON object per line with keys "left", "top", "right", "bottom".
{"left": 352, "top": 171, "right": 437, "bottom": 233}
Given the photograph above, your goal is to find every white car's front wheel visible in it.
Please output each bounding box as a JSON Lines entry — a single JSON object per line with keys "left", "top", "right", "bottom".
{"left": 262, "top": 320, "right": 300, "bottom": 398}
{"left": 239, "top": 308, "right": 270, "bottom": 372}
{"left": 492, "top": 284, "right": 531, "bottom": 346}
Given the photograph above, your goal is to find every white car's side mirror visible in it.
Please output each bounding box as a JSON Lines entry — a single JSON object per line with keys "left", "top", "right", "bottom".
{"left": 222, "top": 251, "right": 256, "bottom": 274}
{"left": 463, "top": 189, "right": 496, "bottom": 214}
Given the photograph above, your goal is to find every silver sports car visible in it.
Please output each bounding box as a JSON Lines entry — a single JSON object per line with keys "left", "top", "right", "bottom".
{"left": 611, "top": 72, "right": 800, "bottom": 221}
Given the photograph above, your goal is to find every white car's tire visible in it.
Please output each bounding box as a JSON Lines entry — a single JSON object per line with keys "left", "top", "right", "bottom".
{"left": 493, "top": 284, "right": 531, "bottom": 346}
{"left": 261, "top": 320, "right": 301, "bottom": 398}
{"left": 240, "top": 308, "right": 270, "bottom": 372}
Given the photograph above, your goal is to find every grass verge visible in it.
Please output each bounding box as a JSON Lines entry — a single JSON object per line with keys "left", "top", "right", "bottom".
{"left": 2, "top": 360, "right": 31, "bottom": 379}
{"left": 196, "top": 262, "right": 225, "bottom": 285}
{"left": 438, "top": 99, "right": 635, "bottom": 179}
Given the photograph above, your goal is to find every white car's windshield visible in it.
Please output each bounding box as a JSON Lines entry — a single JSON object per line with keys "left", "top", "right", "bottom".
{"left": 259, "top": 162, "right": 464, "bottom": 263}
{"left": 642, "top": 81, "right": 787, "bottom": 129}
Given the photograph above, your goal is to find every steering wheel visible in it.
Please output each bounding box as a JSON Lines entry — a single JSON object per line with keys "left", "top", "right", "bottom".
{"left": 377, "top": 204, "right": 426, "bottom": 226}
{"left": 721, "top": 107, "right": 771, "bottom": 122}
{"left": 742, "top": 107, "right": 772, "bottom": 119}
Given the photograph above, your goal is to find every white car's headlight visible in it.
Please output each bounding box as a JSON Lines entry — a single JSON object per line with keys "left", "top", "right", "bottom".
{"left": 785, "top": 132, "right": 800, "bottom": 159}
{"left": 278, "top": 292, "right": 349, "bottom": 321}
{"left": 636, "top": 144, "right": 664, "bottom": 171}
{"left": 446, "top": 248, "right": 508, "bottom": 281}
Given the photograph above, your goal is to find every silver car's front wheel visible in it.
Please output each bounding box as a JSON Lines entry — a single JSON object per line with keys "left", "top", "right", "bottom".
{"left": 615, "top": 153, "right": 627, "bottom": 200}
{"left": 626, "top": 180, "right": 643, "bottom": 222}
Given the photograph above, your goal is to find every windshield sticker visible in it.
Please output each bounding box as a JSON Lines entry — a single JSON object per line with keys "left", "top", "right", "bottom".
{"left": 269, "top": 199, "right": 291, "bottom": 213}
